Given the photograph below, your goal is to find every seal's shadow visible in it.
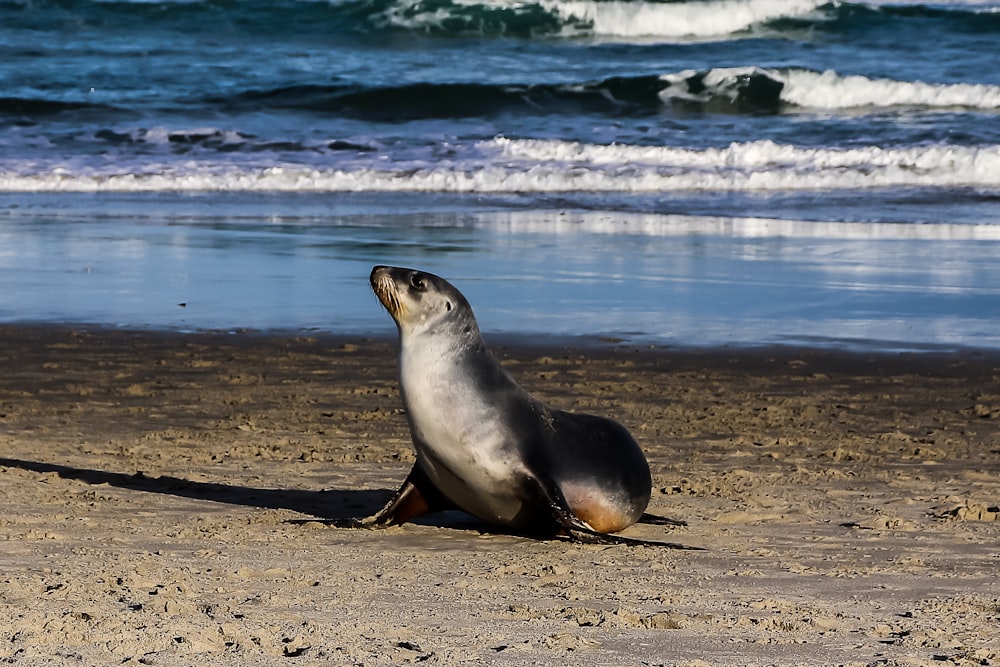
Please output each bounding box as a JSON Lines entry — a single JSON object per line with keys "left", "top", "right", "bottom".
{"left": 0, "top": 456, "right": 392, "bottom": 521}
{"left": 0, "top": 457, "right": 692, "bottom": 543}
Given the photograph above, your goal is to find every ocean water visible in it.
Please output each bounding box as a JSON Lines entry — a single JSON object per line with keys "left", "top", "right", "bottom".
{"left": 1, "top": 0, "right": 999, "bottom": 349}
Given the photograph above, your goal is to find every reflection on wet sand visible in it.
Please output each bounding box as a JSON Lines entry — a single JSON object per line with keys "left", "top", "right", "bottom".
{"left": 1, "top": 194, "right": 998, "bottom": 350}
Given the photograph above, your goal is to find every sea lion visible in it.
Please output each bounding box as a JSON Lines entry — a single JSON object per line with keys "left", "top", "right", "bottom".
{"left": 329, "top": 265, "right": 696, "bottom": 548}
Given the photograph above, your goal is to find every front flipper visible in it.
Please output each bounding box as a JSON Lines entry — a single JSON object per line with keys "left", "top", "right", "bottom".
{"left": 521, "top": 473, "right": 704, "bottom": 550}
{"left": 294, "top": 464, "right": 457, "bottom": 528}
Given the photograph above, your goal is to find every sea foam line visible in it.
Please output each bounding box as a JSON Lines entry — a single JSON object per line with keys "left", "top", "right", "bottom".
{"left": 2, "top": 139, "right": 999, "bottom": 193}
{"left": 477, "top": 211, "right": 1000, "bottom": 241}
{"left": 491, "top": 137, "right": 1000, "bottom": 177}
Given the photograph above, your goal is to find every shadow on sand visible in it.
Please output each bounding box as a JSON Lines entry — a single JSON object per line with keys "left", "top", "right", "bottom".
{"left": 0, "top": 456, "right": 391, "bottom": 521}
{"left": 0, "top": 457, "right": 694, "bottom": 544}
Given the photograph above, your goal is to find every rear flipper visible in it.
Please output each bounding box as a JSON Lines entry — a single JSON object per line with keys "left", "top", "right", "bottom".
{"left": 292, "top": 464, "right": 457, "bottom": 528}
{"left": 566, "top": 525, "right": 703, "bottom": 549}
{"left": 521, "top": 473, "right": 704, "bottom": 550}
{"left": 562, "top": 513, "right": 703, "bottom": 549}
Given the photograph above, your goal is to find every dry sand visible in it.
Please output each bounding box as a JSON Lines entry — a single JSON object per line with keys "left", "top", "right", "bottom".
{"left": 1, "top": 325, "right": 998, "bottom": 666}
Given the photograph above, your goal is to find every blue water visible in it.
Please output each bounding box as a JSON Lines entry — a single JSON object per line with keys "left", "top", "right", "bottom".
{"left": 2, "top": 0, "right": 1000, "bottom": 349}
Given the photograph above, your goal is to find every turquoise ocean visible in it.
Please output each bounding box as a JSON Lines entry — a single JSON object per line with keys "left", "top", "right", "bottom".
{"left": 2, "top": 0, "right": 999, "bottom": 349}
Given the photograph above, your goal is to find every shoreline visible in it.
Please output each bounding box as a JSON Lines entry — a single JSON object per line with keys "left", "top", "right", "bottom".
{"left": 7, "top": 319, "right": 1000, "bottom": 358}
{"left": 2, "top": 324, "right": 998, "bottom": 666}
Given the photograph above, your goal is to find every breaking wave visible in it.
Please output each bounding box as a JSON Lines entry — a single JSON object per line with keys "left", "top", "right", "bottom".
{"left": 7, "top": 0, "right": 997, "bottom": 41}
{"left": 207, "top": 68, "right": 1000, "bottom": 119}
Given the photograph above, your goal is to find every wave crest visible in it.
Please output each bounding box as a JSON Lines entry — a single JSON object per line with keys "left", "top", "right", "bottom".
{"left": 660, "top": 67, "right": 1000, "bottom": 112}
{"left": 780, "top": 69, "right": 1000, "bottom": 110}
{"left": 546, "top": 0, "right": 824, "bottom": 38}
{"left": 212, "top": 67, "right": 1000, "bottom": 121}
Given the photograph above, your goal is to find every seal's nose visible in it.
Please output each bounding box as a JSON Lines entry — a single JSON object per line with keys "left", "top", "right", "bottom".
{"left": 370, "top": 265, "right": 391, "bottom": 285}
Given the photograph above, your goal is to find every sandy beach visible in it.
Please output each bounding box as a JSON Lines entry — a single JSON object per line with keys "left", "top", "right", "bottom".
{"left": 1, "top": 325, "right": 998, "bottom": 666}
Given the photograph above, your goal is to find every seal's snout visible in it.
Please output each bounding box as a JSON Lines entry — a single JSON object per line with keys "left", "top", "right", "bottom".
{"left": 370, "top": 265, "right": 391, "bottom": 287}
{"left": 370, "top": 265, "right": 404, "bottom": 320}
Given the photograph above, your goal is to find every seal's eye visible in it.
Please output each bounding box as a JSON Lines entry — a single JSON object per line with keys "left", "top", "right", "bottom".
{"left": 410, "top": 274, "right": 426, "bottom": 291}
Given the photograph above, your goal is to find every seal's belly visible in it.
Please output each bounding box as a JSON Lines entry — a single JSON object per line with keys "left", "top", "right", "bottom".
{"left": 405, "top": 385, "right": 529, "bottom": 526}
{"left": 418, "top": 448, "right": 527, "bottom": 526}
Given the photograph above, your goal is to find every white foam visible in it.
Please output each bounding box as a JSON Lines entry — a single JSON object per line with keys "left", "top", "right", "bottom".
{"left": 372, "top": 0, "right": 824, "bottom": 38}
{"left": 659, "top": 67, "right": 765, "bottom": 104}
{"left": 476, "top": 211, "right": 1000, "bottom": 241}
{"left": 780, "top": 69, "right": 1000, "bottom": 110}
{"left": 372, "top": 0, "right": 458, "bottom": 32}
{"left": 659, "top": 67, "right": 1000, "bottom": 110}
{"left": 2, "top": 138, "right": 999, "bottom": 193}
{"left": 490, "top": 137, "right": 1000, "bottom": 189}
{"left": 546, "top": 0, "right": 823, "bottom": 38}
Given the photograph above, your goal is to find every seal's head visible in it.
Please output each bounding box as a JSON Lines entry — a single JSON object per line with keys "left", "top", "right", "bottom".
{"left": 370, "top": 265, "right": 477, "bottom": 338}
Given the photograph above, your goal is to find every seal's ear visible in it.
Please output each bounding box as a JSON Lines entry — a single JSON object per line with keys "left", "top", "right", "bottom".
{"left": 445, "top": 301, "right": 452, "bottom": 311}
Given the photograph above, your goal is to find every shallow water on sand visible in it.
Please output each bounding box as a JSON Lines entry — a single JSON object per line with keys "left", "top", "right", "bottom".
{"left": 2, "top": 192, "right": 998, "bottom": 351}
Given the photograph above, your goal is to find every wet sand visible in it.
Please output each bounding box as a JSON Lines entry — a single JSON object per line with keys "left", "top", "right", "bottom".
{"left": 1, "top": 325, "right": 998, "bottom": 666}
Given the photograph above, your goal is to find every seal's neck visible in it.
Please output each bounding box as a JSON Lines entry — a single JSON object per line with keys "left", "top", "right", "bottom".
{"left": 401, "top": 320, "right": 482, "bottom": 361}
{"left": 399, "top": 309, "right": 480, "bottom": 349}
